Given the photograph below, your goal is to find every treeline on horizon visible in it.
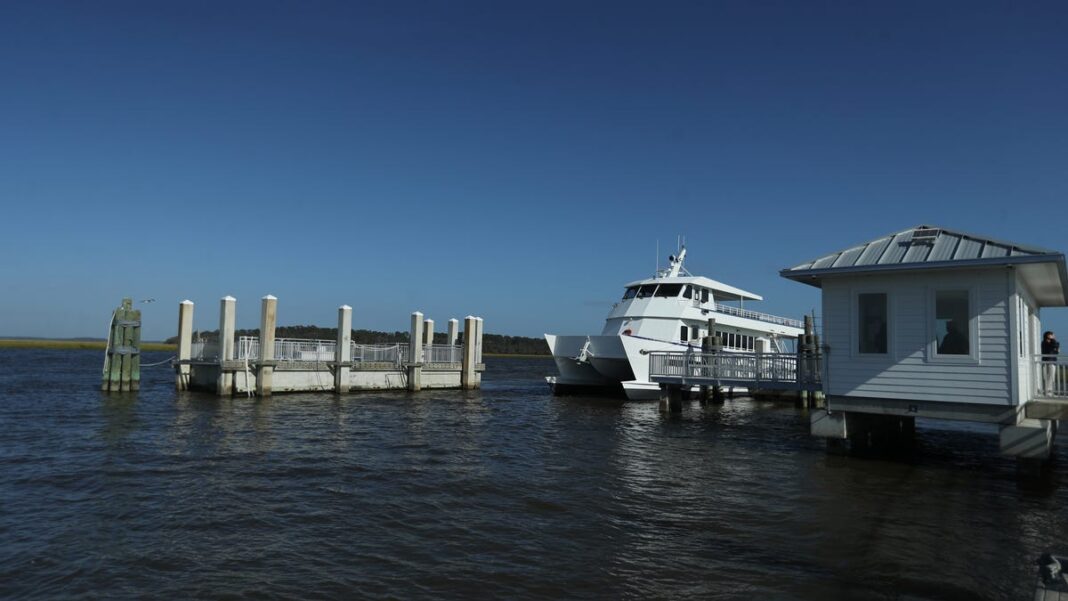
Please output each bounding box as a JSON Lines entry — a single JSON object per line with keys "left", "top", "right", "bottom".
{"left": 165, "top": 325, "right": 550, "bottom": 356}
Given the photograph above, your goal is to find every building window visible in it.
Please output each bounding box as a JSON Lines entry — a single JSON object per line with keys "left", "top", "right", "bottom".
{"left": 935, "top": 290, "right": 970, "bottom": 355}
{"left": 857, "top": 293, "right": 888, "bottom": 354}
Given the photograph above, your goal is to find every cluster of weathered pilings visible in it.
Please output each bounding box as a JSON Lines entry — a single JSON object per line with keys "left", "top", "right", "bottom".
{"left": 101, "top": 298, "right": 142, "bottom": 392}
{"left": 174, "top": 296, "right": 485, "bottom": 395}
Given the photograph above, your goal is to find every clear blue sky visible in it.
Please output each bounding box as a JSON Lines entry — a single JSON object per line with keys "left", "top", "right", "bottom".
{"left": 1, "top": 1, "right": 1065, "bottom": 341}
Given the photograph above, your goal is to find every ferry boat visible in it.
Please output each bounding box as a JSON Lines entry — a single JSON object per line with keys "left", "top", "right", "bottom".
{"left": 545, "top": 248, "right": 805, "bottom": 400}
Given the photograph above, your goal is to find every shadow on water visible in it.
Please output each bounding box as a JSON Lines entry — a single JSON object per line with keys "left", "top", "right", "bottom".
{"left": 98, "top": 393, "right": 139, "bottom": 445}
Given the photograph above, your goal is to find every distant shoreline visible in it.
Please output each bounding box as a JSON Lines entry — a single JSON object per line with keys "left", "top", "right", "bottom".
{"left": 0, "top": 339, "right": 549, "bottom": 358}
{"left": 0, "top": 339, "right": 176, "bottom": 352}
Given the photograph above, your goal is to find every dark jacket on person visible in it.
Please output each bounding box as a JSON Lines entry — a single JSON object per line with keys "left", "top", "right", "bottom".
{"left": 1042, "top": 338, "right": 1060, "bottom": 362}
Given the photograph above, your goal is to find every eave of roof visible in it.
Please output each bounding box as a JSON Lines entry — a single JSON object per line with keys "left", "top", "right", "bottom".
{"left": 780, "top": 253, "right": 1068, "bottom": 306}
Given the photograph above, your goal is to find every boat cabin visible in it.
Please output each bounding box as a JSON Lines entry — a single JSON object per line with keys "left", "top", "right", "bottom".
{"left": 603, "top": 250, "right": 802, "bottom": 346}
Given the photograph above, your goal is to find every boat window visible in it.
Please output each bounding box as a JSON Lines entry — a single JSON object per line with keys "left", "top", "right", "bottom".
{"left": 636, "top": 285, "right": 656, "bottom": 298}
{"left": 655, "top": 284, "right": 683, "bottom": 298}
{"left": 682, "top": 285, "right": 693, "bottom": 299}
{"left": 701, "top": 288, "right": 710, "bottom": 303}
{"left": 622, "top": 287, "right": 638, "bottom": 300}
{"left": 680, "top": 325, "right": 688, "bottom": 341}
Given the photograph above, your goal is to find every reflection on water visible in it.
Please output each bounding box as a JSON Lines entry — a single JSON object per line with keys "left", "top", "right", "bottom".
{"left": 0, "top": 349, "right": 1066, "bottom": 600}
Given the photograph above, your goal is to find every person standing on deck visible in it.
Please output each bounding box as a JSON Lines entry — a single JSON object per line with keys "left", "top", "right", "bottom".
{"left": 1041, "top": 331, "right": 1060, "bottom": 395}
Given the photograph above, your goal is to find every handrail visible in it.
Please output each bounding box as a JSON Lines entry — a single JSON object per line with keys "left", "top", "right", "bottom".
{"left": 1032, "top": 354, "right": 1068, "bottom": 399}
{"left": 201, "top": 336, "right": 466, "bottom": 367}
{"left": 648, "top": 350, "right": 821, "bottom": 388}
{"left": 707, "top": 303, "right": 804, "bottom": 329}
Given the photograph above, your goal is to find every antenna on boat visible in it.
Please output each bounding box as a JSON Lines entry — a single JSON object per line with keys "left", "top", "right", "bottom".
{"left": 655, "top": 240, "right": 659, "bottom": 279}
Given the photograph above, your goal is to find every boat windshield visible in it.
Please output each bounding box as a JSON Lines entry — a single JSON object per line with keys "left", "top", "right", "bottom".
{"left": 622, "top": 287, "right": 638, "bottom": 300}
{"left": 636, "top": 285, "right": 657, "bottom": 298}
{"left": 654, "top": 284, "right": 683, "bottom": 297}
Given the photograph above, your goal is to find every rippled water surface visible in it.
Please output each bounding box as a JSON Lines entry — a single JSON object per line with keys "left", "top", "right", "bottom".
{"left": 2, "top": 349, "right": 1067, "bottom": 599}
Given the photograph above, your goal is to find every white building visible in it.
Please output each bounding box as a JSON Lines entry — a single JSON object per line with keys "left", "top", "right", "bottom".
{"left": 781, "top": 225, "right": 1068, "bottom": 459}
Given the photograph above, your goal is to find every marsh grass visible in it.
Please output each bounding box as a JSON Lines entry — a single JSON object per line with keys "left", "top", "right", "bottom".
{"left": 0, "top": 339, "right": 176, "bottom": 352}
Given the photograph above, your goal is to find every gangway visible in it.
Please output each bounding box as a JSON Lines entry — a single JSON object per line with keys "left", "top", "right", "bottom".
{"left": 647, "top": 350, "right": 822, "bottom": 392}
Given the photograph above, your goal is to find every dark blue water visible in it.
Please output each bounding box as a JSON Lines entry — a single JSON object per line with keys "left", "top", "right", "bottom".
{"left": 1, "top": 349, "right": 1066, "bottom": 599}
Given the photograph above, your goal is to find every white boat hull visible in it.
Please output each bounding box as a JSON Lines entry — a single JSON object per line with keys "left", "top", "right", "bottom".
{"left": 545, "top": 333, "right": 700, "bottom": 400}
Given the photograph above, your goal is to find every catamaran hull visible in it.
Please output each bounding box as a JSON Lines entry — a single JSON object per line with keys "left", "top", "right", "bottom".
{"left": 545, "top": 333, "right": 704, "bottom": 400}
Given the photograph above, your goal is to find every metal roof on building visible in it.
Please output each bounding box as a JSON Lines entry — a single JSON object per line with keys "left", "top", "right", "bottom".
{"left": 781, "top": 225, "right": 1068, "bottom": 305}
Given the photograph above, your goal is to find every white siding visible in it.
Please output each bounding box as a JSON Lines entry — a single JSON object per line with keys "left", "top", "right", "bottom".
{"left": 1015, "top": 275, "right": 1040, "bottom": 403}
{"left": 822, "top": 269, "right": 1013, "bottom": 405}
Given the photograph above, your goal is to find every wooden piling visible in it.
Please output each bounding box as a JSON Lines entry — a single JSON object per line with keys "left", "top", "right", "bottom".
{"left": 257, "top": 295, "right": 277, "bottom": 396}
{"left": 101, "top": 298, "right": 141, "bottom": 392}
{"left": 408, "top": 312, "right": 424, "bottom": 392}
{"left": 176, "top": 300, "right": 193, "bottom": 391}
{"left": 461, "top": 316, "right": 477, "bottom": 389}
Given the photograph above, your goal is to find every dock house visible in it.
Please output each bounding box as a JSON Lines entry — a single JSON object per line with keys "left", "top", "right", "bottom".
{"left": 781, "top": 225, "right": 1068, "bottom": 460}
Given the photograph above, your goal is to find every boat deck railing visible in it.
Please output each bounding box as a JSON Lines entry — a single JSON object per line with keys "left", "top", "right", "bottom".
{"left": 707, "top": 303, "right": 804, "bottom": 329}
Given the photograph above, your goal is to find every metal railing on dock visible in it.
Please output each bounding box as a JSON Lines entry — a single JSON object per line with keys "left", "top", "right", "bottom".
{"left": 352, "top": 343, "right": 407, "bottom": 365}
{"left": 648, "top": 350, "right": 821, "bottom": 391}
{"left": 191, "top": 336, "right": 462, "bottom": 366}
{"left": 190, "top": 341, "right": 219, "bottom": 362}
{"left": 1033, "top": 355, "right": 1068, "bottom": 399}
{"left": 424, "top": 344, "right": 463, "bottom": 364}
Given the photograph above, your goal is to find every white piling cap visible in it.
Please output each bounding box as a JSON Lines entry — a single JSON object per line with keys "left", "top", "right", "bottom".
{"left": 412, "top": 311, "right": 423, "bottom": 317}
{"left": 180, "top": 299, "right": 194, "bottom": 305}
{"left": 448, "top": 318, "right": 458, "bottom": 323}
{"left": 339, "top": 304, "right": 352, "bottom": 310}
{"left": 222, "top": 295, "right": 236, "bottom": 301}
{"left": 263, "top": 294, "right": 277, "bottom": 300}
{"left": 465, "top": 315, "right": 475, "bottom": 320}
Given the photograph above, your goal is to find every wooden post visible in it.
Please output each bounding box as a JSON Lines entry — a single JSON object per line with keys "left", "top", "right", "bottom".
{"left": 706, "top": 318, "right": 723, "bottom": 402}
{"left": 424, "top": 318, "right": 434, "bottom": 346}
{"left": 700, "top": 333, "right": 712, "bottom": 402}
{"left": 474, "top": 317, "right": 484, "bottom": 388}
{"left": 802, "top": 315, "right": 815, "bottom": 407}
{"left": 447, "top": 319, "right": 459, "bottom": 346}
{"left": 176, "top": 300, "right": 193, "bottom": 391}
{"left": 335, "top": 305, "right": 352, "bottom": 393}
{"left": 217, "top": 296, "right": 236, "bottom": 396}
{"left": 102, "top": 298, "right": 141, "bottom": 392}
{"left": 461, "top": 315, "right": 477, "bottom": 389}
{"left": 257, "top": 295, "right": 277, "bottom": 396}
{"left": 408, "top": 311, "right": 423, "bottom": 391}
